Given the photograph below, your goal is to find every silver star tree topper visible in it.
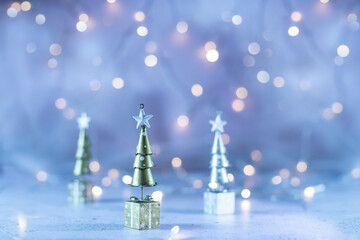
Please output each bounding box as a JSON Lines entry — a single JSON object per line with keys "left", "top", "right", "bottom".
{"left": 209, "top": 111, "right": 227, "bottom": 133}
{"left": 77, "top": 112, "right": 91, "bottom": 129}
{"left": 133, "top": 104, "right": 153, "bottom": 129}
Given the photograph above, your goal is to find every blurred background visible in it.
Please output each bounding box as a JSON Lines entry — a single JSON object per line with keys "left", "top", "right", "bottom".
{"left": 1, "top": 0, "right": 360, "bottom": 191}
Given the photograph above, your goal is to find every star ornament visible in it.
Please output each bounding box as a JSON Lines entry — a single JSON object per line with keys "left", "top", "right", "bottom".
{"left": 209, "top": 111, "right": 227, "bottom": 133}
{"left": 77, "top": 112, "right": 91, "bottom": 129}
{"left": 133, "top": 105, "right": 153, "bottom": 129}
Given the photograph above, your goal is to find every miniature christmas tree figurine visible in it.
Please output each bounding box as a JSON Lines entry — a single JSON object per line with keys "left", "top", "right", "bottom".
{"left": 124, "top": 104, "right": 160, "bottom": 230}
{"left": 204, "top": 111, "right": 235, "bottom": 214}
{"left": 68, "top": 112, "right": 94, "bottom": 204}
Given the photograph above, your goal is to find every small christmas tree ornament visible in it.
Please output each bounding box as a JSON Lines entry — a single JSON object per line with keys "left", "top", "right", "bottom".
{"left": 68, "top": 112, "right": 94, "bottom": 204}
{"left": 204, "top": 111, "right": 235, "bottom": 215}
{"left": 124, "top": 104, "right": 160, "bottom": 230}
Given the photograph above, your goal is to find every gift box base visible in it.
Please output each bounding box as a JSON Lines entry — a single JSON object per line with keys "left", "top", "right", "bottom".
{"left": 68, "top": 179, "right": 93, "bottom": 204}
{"left": 124, "top": 201, "right": 160, "bottom": 230}
{"left": 204, "top": 190, "right": 235, "bottom": 215}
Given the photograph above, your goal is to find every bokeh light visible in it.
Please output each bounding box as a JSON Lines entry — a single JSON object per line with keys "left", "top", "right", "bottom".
{"left": 241, "top": 189, "right": 251, "bottom": 199}
{"left": 337, "top": 45, "right": 350, "bottom": 57}
{"left": 251, "top": 150, "right": 262, "bottom": 161}
{"left": 291, "top": 11, "right": 302, "bottom": 22}
{"left": 232, "top": 99, "right": 245, "bottom": 112}
{"left": 191, "top": 84, "right": 203, "bottom": 97}
{"left": 206, "top": 49, "right": 219, "bottom": 62}
{"left": 55, "top": 98, "right": 67, "bottom": 110}
{"left": 134, "top": 11, "right": 145, "bottom": 22}
{"left": 288, "top": 26, "right": 299, "bottom": 37}
{"left": 272, "top": 175, "right": 282, "bottom": 185}
{"left": 144, "top": 55, "right": 157, "bottom": 67}
{"left": 257, "top": 70, "right": 270, "bottom": 84}
{"left": 112, "top": 77, "right": 125, "bottom": 89}
{"left": 176, "top": 21, "right": 188, "bottom": 33}
{"left": 171, "top": 157, "right": 182, "bottom": 168}
{"left": 243, "top": 165, "right": 255, "bottom": 176}
{"left": 232, "top": 15, "right": 242, "bottom": 25}
{"left": 152, "top": 191, "right": 163, "bottom": 202}
{"left": 92, "top": 186, "right": 103, "bottom": 198}
{"left": 296, "top": 161, "right": 307, "bottom": 173}
{"left": 248, "top": 42, "right": 260, "bottom": 55}
{"left": 36, "top": 171, "right": 48, "bottom": 182}
{"left": 89, "top": 160, "right": 100, "bottom": 173}
{"left": 122, "top": 175, "right": 132, "bottom": 185}
{"left": 177, "top": 115, "right": 189, "bottom": 128}
{"left": 137, "top": 26, "right": 148, "bottom": 36}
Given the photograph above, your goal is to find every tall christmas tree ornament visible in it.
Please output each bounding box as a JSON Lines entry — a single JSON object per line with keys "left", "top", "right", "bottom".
{"left": 204, "top": 111, "right": 235, "bottom": 215}
{"left": 124, "top": 104, "right": 160, "bottom": 230}
{"left": 68, "top": 112, "right": 94, "bottom": 204}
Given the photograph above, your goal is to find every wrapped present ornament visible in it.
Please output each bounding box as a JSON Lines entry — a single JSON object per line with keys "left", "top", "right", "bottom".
{"left": 124, "top": 196, "right": 160, "bottom": 230}
{"left": 68, "top": 112, "right": 94, "bottom": 204}
{"left": 204, "top": 111, "right": 235, "bottom": 215}
{"left": 124, "top": 104, "right": 160, "bottom": 230}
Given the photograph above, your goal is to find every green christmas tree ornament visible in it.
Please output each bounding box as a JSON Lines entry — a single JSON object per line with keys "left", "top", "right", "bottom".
{"left": 68, "top": 112, "right": 94, "bottom": 204}
{"left": 204, "top": 111, "right": 235, "bottom": 215}
{"left": 124, "top": 104, "right": 160, "bottom": 230}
